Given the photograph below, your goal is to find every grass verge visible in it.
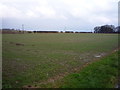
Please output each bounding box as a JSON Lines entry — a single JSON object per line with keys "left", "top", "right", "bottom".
{"left": 58, "top": 50, "right": 119, "bottom": 88}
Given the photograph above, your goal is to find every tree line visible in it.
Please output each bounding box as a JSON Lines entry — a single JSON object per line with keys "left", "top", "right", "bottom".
{"left": 94, "top": 25, "right": 120, "bottom": 33}
{"left": 1, "top": 29, "right": 92, "bottom": 34}
{"left": 1, "top": 25, "right": 120, "bottom": 34}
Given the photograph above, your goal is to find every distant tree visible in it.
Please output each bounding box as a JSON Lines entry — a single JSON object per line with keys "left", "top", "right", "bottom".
{"left": 33, "top": 31, "right": 37, "bottom": 33}
{"left": 109, "top": 25, "right": 116, "bottom": 31}
{"left": 94, "top": 26, "right": 101, "bottom": 33}
{"left": 115, "top": 26, "right": 120, "bottom": 33}
{"left": 100, "top": 26, "right": 114, "bottom": 33}
{"left": 94, "top": 25, "right": 115, "bottom": 33}
{"left": 65, "top": 31, "right": 74, "bottom": 33}
{"left": 60, "top": 31, "right": 63, "bottom": 33}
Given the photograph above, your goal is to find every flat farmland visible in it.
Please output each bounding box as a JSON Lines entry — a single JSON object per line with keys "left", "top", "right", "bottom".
{"left": 2, "top": 33, "right": 119, "bottom": 88}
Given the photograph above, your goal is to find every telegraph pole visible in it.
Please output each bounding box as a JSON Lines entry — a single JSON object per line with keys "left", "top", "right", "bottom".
{"left": 22, "top": 24, "right": 24, "bottom": 33}
{"left": 22, "top": 24, "right": 24, "bottom": 31}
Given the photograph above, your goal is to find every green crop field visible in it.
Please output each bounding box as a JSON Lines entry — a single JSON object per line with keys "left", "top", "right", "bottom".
{"left": 2, "top": 33, "right": 119, "bottom": 88}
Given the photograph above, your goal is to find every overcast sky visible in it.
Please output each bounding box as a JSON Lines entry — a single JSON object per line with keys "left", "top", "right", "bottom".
{"left": 0, "top": 0, "right": 119, "bottom": 31}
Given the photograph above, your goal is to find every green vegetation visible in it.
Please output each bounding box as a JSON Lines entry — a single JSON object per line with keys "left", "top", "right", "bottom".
{"left": 2, "top": 33, "right": 119, "bottom": 88}
{"left": 58, "top": 50, "right": 119, "bottom": 88}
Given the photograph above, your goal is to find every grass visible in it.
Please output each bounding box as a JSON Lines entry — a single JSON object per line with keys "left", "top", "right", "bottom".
{"left": 57, "top": 50, "right": 119, "bottom": 88}
{"left": 2, "top": 33, "right": 119, "bottom": 88}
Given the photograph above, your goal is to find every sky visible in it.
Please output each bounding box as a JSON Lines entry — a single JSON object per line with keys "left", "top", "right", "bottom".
{"left": 0, "top": 0, "right": 119, "bottom": 31}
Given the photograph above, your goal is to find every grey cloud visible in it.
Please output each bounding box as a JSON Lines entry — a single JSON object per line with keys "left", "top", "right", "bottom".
{"left": 1, "top": 0, "right": 118, "bottom": 31}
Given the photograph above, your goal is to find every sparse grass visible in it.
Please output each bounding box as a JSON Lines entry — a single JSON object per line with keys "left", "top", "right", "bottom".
{"left": 55, "top": 50, "right": 119, "bottom": 88}
{"left": 32, "top": 50, "right": 119, "bottom": 88}
{"left": 2, "top": 33, "right": 119, "bottom": 88}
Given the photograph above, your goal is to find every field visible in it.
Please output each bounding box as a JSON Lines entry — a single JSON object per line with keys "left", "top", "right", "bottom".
{"left": 2, "top": 33, "right": 119, "bottom": 88}
{"left": 54, "top": 50, "right": 119, "bottom": 88}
